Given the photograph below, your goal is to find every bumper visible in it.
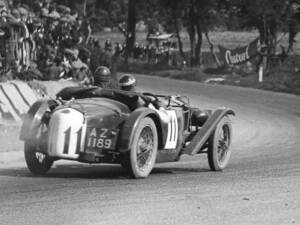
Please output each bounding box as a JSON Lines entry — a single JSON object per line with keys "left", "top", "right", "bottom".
{"left": 77, "top": 150, "right": 121, "bottom": 164}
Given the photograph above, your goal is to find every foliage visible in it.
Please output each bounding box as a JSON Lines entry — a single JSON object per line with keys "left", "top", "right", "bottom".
{"left": 226, "top": 0, "right": 300, "bottom": 52}
{"left": 11, "top": 0, "right": 300, "bottom": 66}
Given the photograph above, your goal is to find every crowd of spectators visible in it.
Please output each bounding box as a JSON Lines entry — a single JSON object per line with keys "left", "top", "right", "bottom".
{"left": 0, "top": 0, "right": 180, "bottom": 83}
{"left": 104, "top": 34, "right": 178, "bottom": 65}
{"left": 0, "top": 0, "right": 112, "bottom": 84}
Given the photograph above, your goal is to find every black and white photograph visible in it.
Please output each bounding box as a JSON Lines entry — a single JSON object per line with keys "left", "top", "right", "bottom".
{"left": 0, "top": 0, "right": 299, "bottom": 224}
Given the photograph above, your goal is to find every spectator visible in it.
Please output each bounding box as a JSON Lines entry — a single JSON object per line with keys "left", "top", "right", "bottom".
{"left": 43, "top": 56, "right": 62, "bottom": 80}
{"left": 105, "top": 39, "right": 112, "bottom": 52}
{"left": 114, "top": 42, "right": 123, "bottom": 56}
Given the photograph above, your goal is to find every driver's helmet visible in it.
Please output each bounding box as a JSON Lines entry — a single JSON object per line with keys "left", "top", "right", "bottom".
{"left": 119, "top": 74, "right": 136, "bottom": 91}
{"left": 93, "top": 66, "right": 111, "bottom": 86}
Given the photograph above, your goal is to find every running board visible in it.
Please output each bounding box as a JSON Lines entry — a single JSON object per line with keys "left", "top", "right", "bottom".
{"left": 183, "top": 108, "right": 235, "bottom": 156}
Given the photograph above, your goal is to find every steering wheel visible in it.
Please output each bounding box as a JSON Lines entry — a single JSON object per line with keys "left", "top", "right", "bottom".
{"left": 141, "top": 92, "right": 159, "bottom": 101}
{"left": 140, "top": 92, "right": 160, "bottom": 108}
{"left": 169, "top": 96, "right": 181, "bottom": 105}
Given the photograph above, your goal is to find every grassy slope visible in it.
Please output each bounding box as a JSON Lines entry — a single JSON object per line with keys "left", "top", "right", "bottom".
{"left": 96, "top": 31, "right": 300, "bottom": 95}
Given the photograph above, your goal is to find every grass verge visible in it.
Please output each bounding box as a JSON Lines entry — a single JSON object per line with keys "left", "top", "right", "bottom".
{"left": 119, "top": 57, "right": 300, "bottom": 95}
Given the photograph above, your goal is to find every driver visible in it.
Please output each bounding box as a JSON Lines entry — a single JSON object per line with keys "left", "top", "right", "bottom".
{"left": 118, "top": 74, "right": 170, "bottom": 123}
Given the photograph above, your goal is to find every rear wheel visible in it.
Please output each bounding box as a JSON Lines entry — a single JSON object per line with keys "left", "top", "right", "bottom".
{"left": 128, "top": 117, "right": 158, "bottom": 178}
{"left": 24, "top": 123, "right": 53, "bottom": 175}
{"left": 208, "top": 116, "right": 232, "bottom": 171}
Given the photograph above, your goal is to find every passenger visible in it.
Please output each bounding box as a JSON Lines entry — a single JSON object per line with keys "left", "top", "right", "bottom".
{"left": 118, "top": 73, "right": 165, "bottom": 109}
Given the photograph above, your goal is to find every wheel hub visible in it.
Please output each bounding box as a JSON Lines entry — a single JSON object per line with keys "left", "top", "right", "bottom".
{"left": 137, "top": 126, "right": 154, "bottom": 170}
{"left": 217, "top": 125, "right": 230, "bottom": 163}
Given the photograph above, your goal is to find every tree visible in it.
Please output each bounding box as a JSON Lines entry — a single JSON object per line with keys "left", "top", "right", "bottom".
{"left": 124, "top": 0, "right": 136, "bottom": 63}
{"left": 286, "top": 1, "right": 300, "bottom": 53}
{"left": 221, "top": 0, "right": 300, "bottom": 69}
{"left": 83, "top": 0, "right": 87, "bottom": 16}
{"left": 228, "top": 0, "right": 293, "bottom": 53}
{"left": 94, "top": 0, "right": 128, "bottom": 29}
{"left": 155, "top": 0, "right": 187, "bottom": 61}
{"left": 184, "top": 0, "right": 219, "bottom": 65}
{"left": 153, "top": 0, "right": 219, "bottom": 66}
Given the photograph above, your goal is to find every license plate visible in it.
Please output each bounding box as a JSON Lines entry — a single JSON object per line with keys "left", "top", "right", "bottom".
{"left": 85, "top": 128, "right": 119, "bottom": 151}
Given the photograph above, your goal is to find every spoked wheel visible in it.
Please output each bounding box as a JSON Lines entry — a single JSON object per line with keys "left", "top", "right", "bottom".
{"left": 208, "top": 116, "right": 232, "bottom": 171}
{"left": 24, "top": 123, "right": 53, "bottom": 175}
{"left": 129, "top": 117, "right": 158, "bottom": 178}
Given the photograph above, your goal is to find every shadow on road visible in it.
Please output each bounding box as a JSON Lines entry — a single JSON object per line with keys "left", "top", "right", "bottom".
{"left": 0, "top": 164, "right": 210, "bottom": 179}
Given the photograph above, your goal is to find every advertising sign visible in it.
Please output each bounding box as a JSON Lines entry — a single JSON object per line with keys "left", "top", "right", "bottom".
{"left": 219, "top": 38, "right": 260, "bottom": 65}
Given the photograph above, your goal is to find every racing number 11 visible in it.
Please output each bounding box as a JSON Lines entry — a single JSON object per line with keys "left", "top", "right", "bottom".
{"left": 63, "top": 126, "right": 82, "bottom": 154}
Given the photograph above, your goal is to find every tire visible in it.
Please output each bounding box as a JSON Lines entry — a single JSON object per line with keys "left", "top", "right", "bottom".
{"left": 24, "top": 121, "right": 54, "bottom": 175}
{"left": 128, "top": 117, "right": 158, "bottom": 178}
{"left": 208, "top": 116, "right": 232, "bottom": 171}
{"left": 24, "top": 140, "right": 53, "bottom": 175}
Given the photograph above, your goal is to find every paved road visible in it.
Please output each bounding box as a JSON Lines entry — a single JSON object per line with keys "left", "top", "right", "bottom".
{"left": 0, "top": 75, "right": 299, "bottom": 225}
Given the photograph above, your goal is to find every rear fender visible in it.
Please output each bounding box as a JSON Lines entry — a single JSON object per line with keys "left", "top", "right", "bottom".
{"left": 183, "top": 108, "right": 235, "bottom": 155}
{"left": 118, "top": 107, "right": 163, "bottom": 153}
{"left": 19, "top": 100, "right": 58, "bottom": 141}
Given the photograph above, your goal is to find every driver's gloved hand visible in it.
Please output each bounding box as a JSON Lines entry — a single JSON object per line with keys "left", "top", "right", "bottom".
{"left": 152, "top": 100, "right": 165, "bottom": 109}
{"left": 151, "top": 100, "right": 159, "bottom": 109}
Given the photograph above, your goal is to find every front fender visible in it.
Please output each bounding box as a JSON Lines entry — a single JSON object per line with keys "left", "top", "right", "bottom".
{"left": 183, "top": 108, "right": 235, "bottom": 155}
{"left": 118, "top": 107, "right": 162, "bottom": 153}
{"left": 19, "top": 100, "right": 58, "bottom": 141}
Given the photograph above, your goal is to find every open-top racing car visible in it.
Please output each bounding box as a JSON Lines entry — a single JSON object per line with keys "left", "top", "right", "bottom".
{"left": 20, "top": 87, "right": 235, "bottom": 178}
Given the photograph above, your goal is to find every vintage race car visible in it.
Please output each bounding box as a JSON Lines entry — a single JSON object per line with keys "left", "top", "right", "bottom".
{"left": 20, "top": 87, "right": 235, "bottom": 178}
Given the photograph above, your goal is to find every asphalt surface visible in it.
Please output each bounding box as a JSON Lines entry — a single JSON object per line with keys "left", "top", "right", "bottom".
{"left": 0, "top": 75, "right": 299, "bottom": 225}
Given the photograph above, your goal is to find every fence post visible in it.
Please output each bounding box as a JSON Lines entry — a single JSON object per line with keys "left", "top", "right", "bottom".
{"left": 258, "top": 64, "right": 263, "bottom": 83}
{"left": 258, "top": 54, "right": 267, "bottom": 83}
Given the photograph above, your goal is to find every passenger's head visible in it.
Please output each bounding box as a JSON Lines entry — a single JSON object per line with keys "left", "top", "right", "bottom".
{"left": 119, "top": 74, "right": 136, "bottom": 91}
{"left": 93, "top": 66, "right": 111, "bottom": 87}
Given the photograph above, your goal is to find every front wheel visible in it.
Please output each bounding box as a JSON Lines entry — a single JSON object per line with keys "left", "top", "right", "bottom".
{"left": 128, "top": 117, "right": 158, "bottom": 178}
{"left": 208, "top": 116, "right": 232, "bottom": 171}
{"left": 24, "top": 139, "right": 53, "bottom": 175}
